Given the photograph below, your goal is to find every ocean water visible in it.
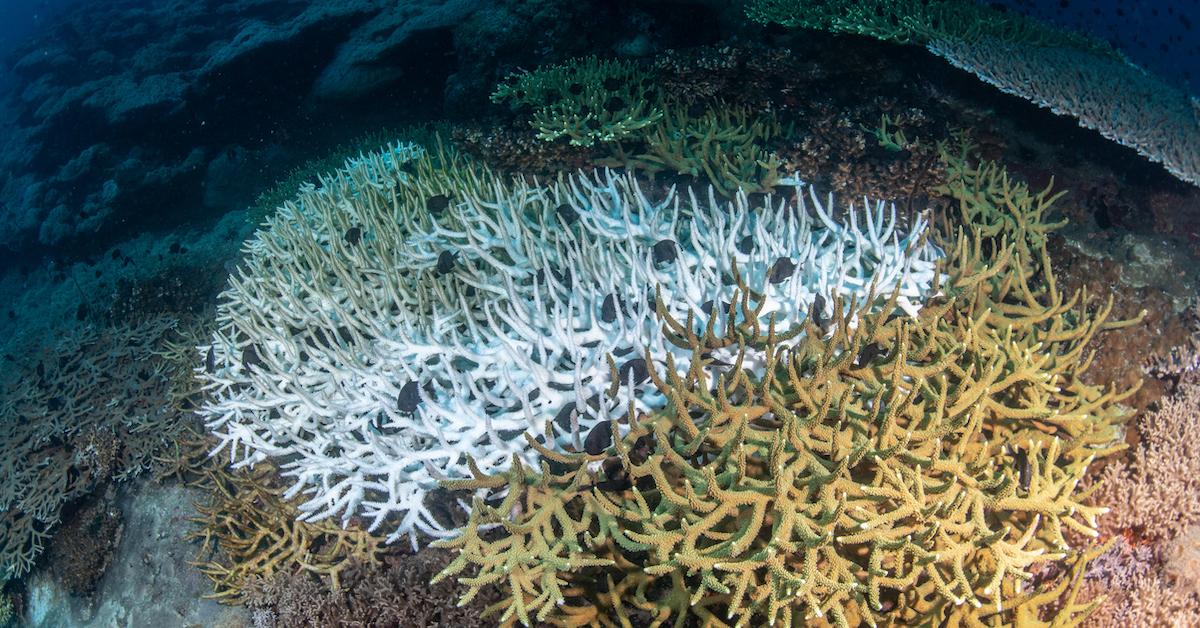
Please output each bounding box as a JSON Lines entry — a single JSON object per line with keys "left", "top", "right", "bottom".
{"left": 0, "top": 1, "right": 1197, "bottom": 627}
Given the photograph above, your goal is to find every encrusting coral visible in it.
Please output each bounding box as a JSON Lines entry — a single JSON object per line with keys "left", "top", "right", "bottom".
{"left": 197, "top": 140, "right": 942, "bottom": 547}
{"left": 432, "top": 148, "right": 1141, "bottom": 626}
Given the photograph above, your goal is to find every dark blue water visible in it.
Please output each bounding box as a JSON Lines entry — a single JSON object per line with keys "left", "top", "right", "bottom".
{"left": 995, "top": 0, "right": 1200, "bottom": 94}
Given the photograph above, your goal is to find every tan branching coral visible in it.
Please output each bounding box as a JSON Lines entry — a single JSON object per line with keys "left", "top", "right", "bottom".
{"left": 177, "top": 435, "right": 388, "bottom": 601}
{"left": 433, "top": 157, "right": 1138, "bottom": 625}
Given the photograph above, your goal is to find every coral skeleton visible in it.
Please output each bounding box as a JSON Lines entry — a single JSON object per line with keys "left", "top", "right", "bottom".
{"left": 197, "top": 142, "right": 942, "bottom": 546}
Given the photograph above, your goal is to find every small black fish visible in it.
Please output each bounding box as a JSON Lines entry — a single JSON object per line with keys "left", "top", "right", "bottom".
{"left": 700, "top": 300, "right": 734, "bottom": 317}
{"left": 856, "top": 342, "right": 884, "bottom": 368}
{"left": 768, "top": 256, "right": 796, "bottom": 284}
{"left": 436, "top": 251, "right": 456, "bottom": 276}
{"left": 551, "top": 266, "right": 573, "bottom": 290}
{"left": 618, "top": 357, "right": 649, "bottom": 385}
{"left": 426, "top": 194, "right": 451, "bottom": 215}
{"left": 652, "top": 239, "right": 677, "bottom": 265}
{"left": 601, "top": 294, "right": 621, "bottom": 323}
{"left": 397, "top": 381, "right": 421, "bottom": 413}
{"left": 629, "top": 434, "right": 653, "bottom": 465}
{"left": 597, "top": 456, "right": 632, "bottom": 492}
{"left": 343, "top": 226, "right": 362, "bottom": 246}
{"left": 205, "top": 346, "right": 216, "bottom": 374}
{"left": 554, "top": 401, "right": 578, "bottom": 431}
{"left": 737, "top": 234, "right": 754, "bottom": 254}
{"left": 811, "top": 294, "right": 827, "bottom": 329}
{"left": 1014, "top": 448, "right": 1032, "bottom": 492}
{"left": 584, "top": 420, "right": 613, "bottom": 455}
{"left": 242, "top": 345, "right": 265, "bottom": 370}
{"left": 556, "top": 203, "right": 579, "bottom": 226}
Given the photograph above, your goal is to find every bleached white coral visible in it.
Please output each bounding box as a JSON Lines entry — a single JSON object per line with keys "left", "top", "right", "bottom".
{"left": 198, "top": 142, "right": 943, "bottom": 545}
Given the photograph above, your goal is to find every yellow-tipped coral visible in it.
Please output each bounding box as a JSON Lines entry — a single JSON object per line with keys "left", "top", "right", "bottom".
{"left": 433, "top": 154, "right": 1140, "bottom": 626}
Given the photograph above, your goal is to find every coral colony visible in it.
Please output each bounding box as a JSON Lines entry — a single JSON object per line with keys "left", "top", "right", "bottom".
{"left": 197, "top": 142, "right": 942, "bottom": 546}
{"left": 12, "top": 1, "right": 1200, "bottom": 624}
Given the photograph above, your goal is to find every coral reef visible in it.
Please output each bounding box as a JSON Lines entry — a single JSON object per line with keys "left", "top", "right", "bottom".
{"left": 197, "top": 139, "right": 942, "bottom": 546}
{"left": 0, "top": 315, "right": 192, "bottom": 581}
{"left": 927, "top": 37, "right": 1200, "bottom": 187}
{"left": 241, "top": 549, "right": 501, "bottom": 627}
{"left": 492, "top": 56, "right": 665, "bottom": 147}
{"left": 745, "top": 0, "right": 1111, "bottom": 50}
{"left": 433, "top": 154, "right": 1138, "bottom": 625}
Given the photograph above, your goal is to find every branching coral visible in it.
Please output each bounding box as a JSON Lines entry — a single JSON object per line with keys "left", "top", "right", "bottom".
{"left": 433, "top": 152, "right": 1138, "bottom": 626}
{"left": 492, "top": 56, "right": 664, "bottom": 147}
{"left": 198, "top": 140, "right": 942, "bottom": 547}
{"left": 185, "top": 445, "right": 389, "bottom": 601}
{"left": 491, "top": 56, "right": 788, "bottom": 197}
{"left": 1090, "top": 370, "right": 1200, "bottom": 546}
{"left": 0, "top": 315, "right": 188, "bottom": 581}
{"left": 602, "top": 105, "right": 785, "bottom": 197}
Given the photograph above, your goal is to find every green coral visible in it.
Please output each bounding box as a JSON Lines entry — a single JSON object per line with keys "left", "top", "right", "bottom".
{"left": 745, "top": 0, "right": 1113, "bottom": 53}
{"left": 433, "top": 157, "right": 1139, "bottom": 626}
{"left": 864, "top": 113, "right": 915, "bottom": 152}
{"left": 934, "top": 135, "right": 1068, "bottom": 271}
{"left": 605, "top": 105, "right": 785, "bottom": 197}
{"left": 492, "top": 56, "right": 664, "bottom": 147}
{"left": 492, "top": 57, "right": 786, "bottom": 197}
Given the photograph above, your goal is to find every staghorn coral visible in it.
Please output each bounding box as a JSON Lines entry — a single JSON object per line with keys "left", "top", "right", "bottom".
{"left": 492, "top": 56, "right": 664, "bottom": 147}
{"left": 601, "top": 104, "right": 785, "bottom": 197}
{"left": 927, "top": 37, "right": 1200, "bottom": 188}
{"left": 198, "top": 140, "right": 942, "bottom": 546}
{"left": 433, "top": 159, "right": 1139, "bottom": 626}
{"left": 176, "top": 431, "right": 388, "bottom": 602}
{"left": 0, "top": 315, "right": 189, "bottom": 581}
{"left": 934, "top": 135, "right": 1068, "bottom": 271}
